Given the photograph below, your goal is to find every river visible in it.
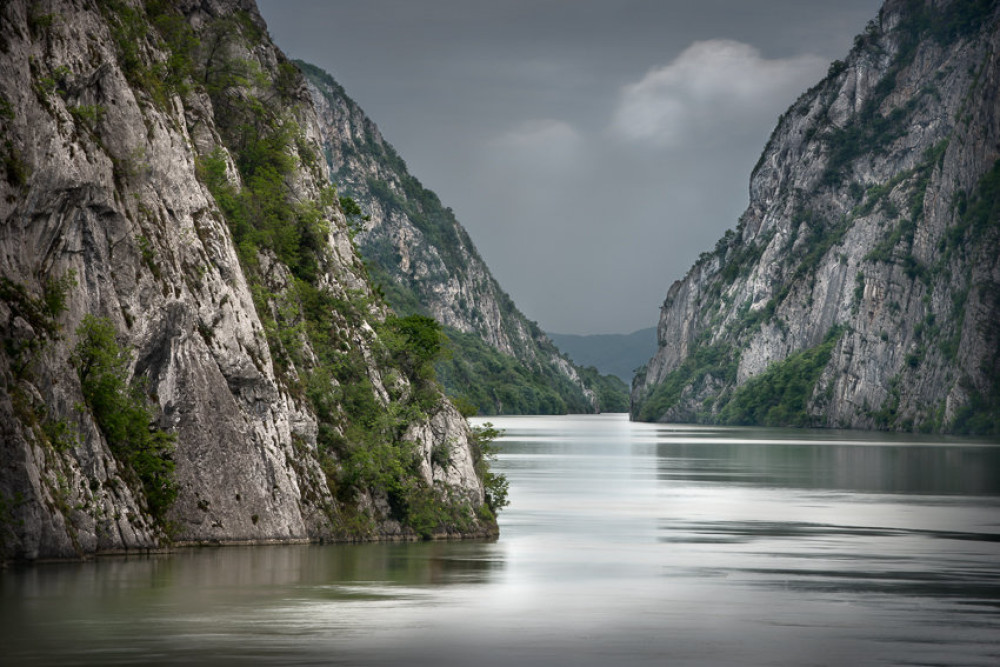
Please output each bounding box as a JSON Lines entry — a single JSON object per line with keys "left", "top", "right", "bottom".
{"left": 2, "top": 414, "right": 999, "bottom": 665}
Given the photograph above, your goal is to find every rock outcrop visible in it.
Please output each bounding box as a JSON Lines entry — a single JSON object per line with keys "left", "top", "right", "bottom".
{"left": 300, "top": 62, "right": 627, "bottom": 416}
{"left": 0, "top": 0, "right": 496, "bottom": 561}
{"left": 632, "top": 0, "right": 1000, "bottom": 435}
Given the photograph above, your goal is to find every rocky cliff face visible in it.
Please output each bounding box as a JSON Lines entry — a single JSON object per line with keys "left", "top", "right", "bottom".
{"left": 0, "top": 0, "right": 496, "bottom": 562}
{"left": 632, "top": 0, "right": 1000, "bottom": 435}
{"left": 300, "top": 63, "right": 627, "bottom": 416}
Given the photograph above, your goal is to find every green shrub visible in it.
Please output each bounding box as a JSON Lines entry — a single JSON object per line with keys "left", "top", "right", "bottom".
{"left": 950, "top": 387, "right": 1000, "bottom": 436}
{"left": 634, "top": 338, "right": 739, "bottom": 421}
{"left": 147, "top": 1, "right": 198, "bottom": 96}
{"left": 42, "top": 418, "right": 79, "bottom": 453}
{"left": 71, "top": 315, "right": 177, "bottom": 521}
{"left": 471, "top": 422, "right": 509, "bottom": 516}
{"left": 382, "top": 314, "right": 448, "bottom": 382}
{"left": 0, "top": 276, "right": 63, "bottom": 338}
{"left": 68, "top": 104, "right": 105, "bottom": 130}
{"left": 42, "top": 270, "right": 76, "bottom": 320}
{"left": 339, "top": 195, "right": 369, "bottom": 236}
{"left": 577, "top": 366, "right": 630, "bottom": 412}
{"left": 3, "top": 140, "right": 31, "bottom": 187}
{"left": 435, "top": 327, "right": 597, "bottom": 415}
{"left": 716, "top": 326, "right": 844, "bottom": 427}
{"left": 300, "top": 62, "right": 630, "bottom": 419}
{"left": 948, "top": 159, "right": 1000, "bottom": 241}
{"left": 27, "top": 4, "right": 56, "bottom": 37}
{"left": 852, "top": 272, "right": 865, "bottom": 314}
{"left": 0, "top": 94, "right": 14, "bottom": 121}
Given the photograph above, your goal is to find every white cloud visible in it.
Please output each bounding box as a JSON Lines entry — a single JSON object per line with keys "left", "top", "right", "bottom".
{"left": 611, "top": 40, "right": 827, "bottom": 147}
{"left": 493, "top": 118, "right": 581, "bottom": 151}
{"left": 489, "top": 119, "right": 584, "bottom": 172}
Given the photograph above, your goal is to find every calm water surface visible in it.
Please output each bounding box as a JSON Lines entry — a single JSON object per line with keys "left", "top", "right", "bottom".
{"left": 3, "top": 414, "right": 999, "bottom": 665}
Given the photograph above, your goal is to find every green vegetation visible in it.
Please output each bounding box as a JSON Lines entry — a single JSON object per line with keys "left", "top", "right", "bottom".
{"left": 0, "top": 94, "right": 13, "bottom": 121}
{"left": 384, "top": 314, "right": 448, "bottom": 382}
{"left": 436, "top": 329, "right": 627, "bottom": 416}
{"left": 297, "top": 60, "right": 627, "bottom": 417}
{"left": 185, "top": 19, "right": 497, "bottom": 536}
{"left": 0, "top": 85, "right": 23, "bottom": 187}
{"left": 1, "top": 272, "right": 75, "bottom": 390}
{"left": 940, "top": 160, "right": 1000, "bottom": 434}
{"left": 470, "top": 423, "right": 509, "bottom": 518}
{"left": 904, "top": 0, "right": 997, "bottom": 46}
{"left": 717, "top": 229, "right": 769, "bottom": 283}
{"left": 366, "top": 263, "right": 425, "bottom": 316}
{"left": 716, "top": 327, "right": 844, "bottom": 427}
{"left": 2, "top": 140, "right": 30, "bottom": 187}
{"left": 634, "top": 338, "right": 739, "bottom": 422}
{"left": 951, "top": 385, "right": 1000, "bottom": 436}
{"left": 822, "top": 100, "right": 916, "bottom": 186}
{"left": 864, "top": 141, "right": 950, "bottom": 265}
{"left": 787, "top": 208, "right": 852, "bottom": 284}
{"left": 577, "top": 366, "right": 630, "bottom": 412}
{"left": 292, "top": 62, "right": 466, "bottom": 269}
{"left": 870, "top": 376, "right": 904, "bottom": 430}
{"left": 95, "top": 0, "right": 200, "bottom": 108}
{"left": 146, "top": 0, "right": 199, "bottom": 98}
{"left": 27, "top": 3, "right": 56, "bottom": 37}
{"left": 339, "top": 195, "right": 368, "bottom": 236}
{"left": 1, "top": 271, "right": 80, "bottom": 464}
{"left": 196, "top": 144, "right": 333, "bottom": 283}
{"left": 71, "top": 315, "right": 177, "bottom": 521}
{"left": 940, "top": 159, "right": 1000, "bottom": 258}
{"left": 704, "top": 208, "right": 850, "bottom": 347}
{"left": 68, "top": 104, "right": 105, "bottom": 130}
{"left": 852, "top": 272, "right": 865, "bottom": 315}
{"left": 97, "top": 1, "right": 166, "bottom": 105}
{"left": 436, "top": 328, "right": 593, "bottom": 415}
{"left": 819, "top": 0, "right": 986, "bottom": 186}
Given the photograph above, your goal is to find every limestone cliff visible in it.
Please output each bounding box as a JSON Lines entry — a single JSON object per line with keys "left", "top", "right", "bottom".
{"left": 632, "top": 0, "right": 1000, "bottom": 435}
{"left": 0, "top": 0, "right": 497, "bottom": 561}
{"left": 299, "top": 62, "right": 627, "bottom": 416}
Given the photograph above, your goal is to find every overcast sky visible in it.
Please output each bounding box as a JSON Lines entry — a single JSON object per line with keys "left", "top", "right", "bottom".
{"left": 256, "top": 0, "right": 883, "bottom": 334}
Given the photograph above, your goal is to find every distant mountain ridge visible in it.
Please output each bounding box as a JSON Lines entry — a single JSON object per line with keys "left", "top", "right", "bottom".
{"left": 548, "top": 328, "right": 658, "bottom": 383}
{"left": 632, "top": 0, "right": 1000, "bottom": 435}
{"left": 299, "top": 61, "right": 627, "bottom": 415}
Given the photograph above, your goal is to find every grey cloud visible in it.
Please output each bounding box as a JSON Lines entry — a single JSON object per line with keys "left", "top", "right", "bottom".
{"left": 256, "top": 0, "right": 884, "bottom": 334}
{"left": 611, "top": 40, "right": 827, "bottom": 146}
{"left": 491, "top": 119, "right": 583, "bottom": 165}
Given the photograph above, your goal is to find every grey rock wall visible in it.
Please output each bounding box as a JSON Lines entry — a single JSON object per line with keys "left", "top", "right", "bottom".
{"left": 0, "top": 0, "right": 492, "bottom": 561}
{"left": 633, "top": 0, "right": 1000, "bottom": 433}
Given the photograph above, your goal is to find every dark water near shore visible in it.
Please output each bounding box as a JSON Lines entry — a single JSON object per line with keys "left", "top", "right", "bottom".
{"left": 3, "top": 414, "right": 999, "bottom": 665}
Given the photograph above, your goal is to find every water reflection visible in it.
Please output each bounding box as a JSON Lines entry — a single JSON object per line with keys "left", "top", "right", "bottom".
{"left": 1, "top": 539, "right": 504, "bottom": 597}
{"left": 0, "top": 541, "right": 505, "bottom": 665}
{"left": 2, "top": 414, "right": 999, "bottom": 666}
{"left": 652, "top": 428, "right": 1000, "bottom": 494}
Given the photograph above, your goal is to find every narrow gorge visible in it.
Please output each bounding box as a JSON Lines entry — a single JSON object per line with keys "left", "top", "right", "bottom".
{"left": 300, "top": 62, "right": 628, "bottom": 416}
